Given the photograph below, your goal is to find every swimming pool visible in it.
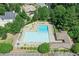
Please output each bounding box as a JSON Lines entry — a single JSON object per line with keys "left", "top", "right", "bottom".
{"left": 37, "top": 25, "right": 48, "bottom": 32}
{"left": 16, "top": 25, "right": 49, "bottom": 46}
{"left": 21, "top": 32, "right": 49, "bottom": 43}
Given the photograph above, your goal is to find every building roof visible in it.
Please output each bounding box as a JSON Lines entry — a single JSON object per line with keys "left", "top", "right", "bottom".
{"left": 0, "top": 11, "right": 16, "bottom": 20}
{"left": 37, "top": 3, "right": 46, "bottom": 7}
{"left": 22, "top": 4, "right": 36, "bottom": 13}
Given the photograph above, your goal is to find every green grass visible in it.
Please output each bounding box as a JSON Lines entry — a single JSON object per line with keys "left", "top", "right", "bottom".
{"left": 0, "top": 43, "right": 13, "bottom": 53}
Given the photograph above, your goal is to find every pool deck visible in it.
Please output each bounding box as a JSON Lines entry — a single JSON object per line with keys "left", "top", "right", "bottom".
{"left": 22, "top": 22, "right": 37, "bottom": 32}
{"left": 48, "top": 24, "right": 56, "bottom": 42}
{"left": 14, "top": 21, "right": 73, "bottom": 49}
{"left": 19, "top": 21, "right": 51, "bottom": 46}
{"left": 10, "top": 21, "right": 73, "bottom": 56}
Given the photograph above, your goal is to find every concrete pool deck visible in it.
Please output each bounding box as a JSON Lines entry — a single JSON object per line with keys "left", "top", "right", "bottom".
{"left": 14, "top": 21, "right": 73, "bottom": 49}
{"left": 15, "top": 21, "right": 51, "bottom": 47}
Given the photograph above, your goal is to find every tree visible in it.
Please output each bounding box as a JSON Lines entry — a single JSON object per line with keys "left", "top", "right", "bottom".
{"left": 8, "top": 4, "right": 21, "bottom": 13}
{"left": 9, "top": 15, "right": 25, "bottom": 34}
{"left": 75, "top": 4, "right": 79, "bottom": 13}
{"left": 38, "top": 6, "right": 50, "bottom": 21}
{"left": 0, "top": 7, "right": 6, "bottom": 15}
{"left": 15, "top": 15, "right": 25, "bottom": 27}
{"left": 64, "top": 6, "right": 77, "bottom": 29}
{"left": 14, "top": 4, "right": 21, "bottom": 13}
{"left": 19, "top": 10, "right": 29, "bottom": 20}
{"left": 32, "top": 11, "right": 38, "bottom": 21}
{"left": 49, "top": 9, "right": 55, "bottom": 22}
{"left": 37, "top": 43, "right": 50, "bottom": 53}
{"left": 5, "top": 22, "right": 13, "bottom": 33}
{"left": 0, "top": 26, "right": 7, "bottom": 39}
{"left": 68, "top": 26, "right": 79, "bottom": 42}
{"left": 8, "top": 4, "right": 15, "bottom": 11}
{"left": 0, "top": 26, "right": 7, "bottom": 40}
{"left": 51, "top": 5, "right": 66, "bottom": 30}
{"left": 71, "top": 43, "right": 79, "bottom": 54}
{"left": 3, "top": 4, "right": 10, "bottom": 11}
{"left": 19, "top": 10, "right": 31, "bottom": 24}
{"left": 54, "top": 5, "right": 66, "bottom": 17}
{"left": 0, "top": 43, "right": 13, "bottom": 53}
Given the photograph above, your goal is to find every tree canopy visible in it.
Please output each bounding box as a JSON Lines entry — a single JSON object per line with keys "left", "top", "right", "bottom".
{"left": 71, "top": 43, "right": 79, "bottom": 54}
{"left": 9, "top": 15, "right": 25, "bottom": 34}
{"left": 37, "top": 6, "right": 50, "bottom": 21}
{"left": 0, "top": 7, "right": 6, "bottom": 15}
{"left": 0, "top": 26, "right": 7, "bottom": 39}
{"left": 37, "top": 43, "right": 50, "bottom": 53}
{"left": 51, "top": 5, "right": 66, "bottom": 30}
{"left": 50, "top": 4, "right": 79, "bottom": 54}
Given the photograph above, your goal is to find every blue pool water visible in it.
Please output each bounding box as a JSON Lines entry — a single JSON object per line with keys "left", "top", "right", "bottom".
{"left": 21, "top": 25, "right": 49, "bottom": 43}
{"left": 37, "top": 25, "right": 48, "bottom": 32}
{"left": 22, "top": 32, "right": 49, "bottom": 43}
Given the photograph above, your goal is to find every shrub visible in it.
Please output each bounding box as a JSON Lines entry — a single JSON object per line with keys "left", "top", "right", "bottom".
{"left": 37, "top": 43, "right": 50, "bottom": 53}
{"left": 71, "top": 43, "right": 79, "bottom": 54}
{"left": 1, "top": 34, "right": 7, "bottom": 40}
{"left": 0, "top": 43, "right": 13, "bottom": 53}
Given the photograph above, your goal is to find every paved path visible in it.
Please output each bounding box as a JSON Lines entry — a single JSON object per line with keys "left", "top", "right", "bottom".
{"left": 0, "top": 51, "right": 77, "bottom": 56}
{"left": 0, "top": 52, "right": 50, "bottom": 56}
{"left": 53, "top": 52, "right": 77, "bottom": 56}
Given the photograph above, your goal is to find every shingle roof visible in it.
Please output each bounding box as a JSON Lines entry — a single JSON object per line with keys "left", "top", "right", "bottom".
{"left": 0, "top": 11, "right": 16, "bottom": 20}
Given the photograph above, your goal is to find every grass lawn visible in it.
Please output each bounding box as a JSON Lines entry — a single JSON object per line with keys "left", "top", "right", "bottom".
{"left": 0, "top": 33, "right": 13, "bottom": 53}
{"left": 0, "top": 33, "right": 13, "bottom": 44}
